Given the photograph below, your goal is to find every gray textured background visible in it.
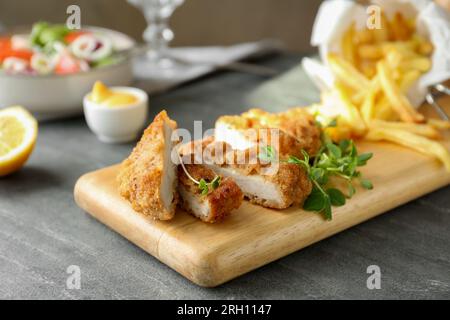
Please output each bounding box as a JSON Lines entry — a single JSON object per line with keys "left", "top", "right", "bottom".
{"left": 0, "top": 55, "right": 449, "bottom": 299}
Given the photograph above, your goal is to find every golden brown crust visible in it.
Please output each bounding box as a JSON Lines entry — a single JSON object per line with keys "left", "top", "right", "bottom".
{"left": 212, "top": 156, "right": 311, "bottom": 209}
{"left": 179, "top": 138, "right": 312, "bottom": 209}
{"left": 216, "top": 107, "right": 321, "bottom": 156}
{"left": 270, "top": 108, "right": 322, "bottom": 156}
{"left": 249, "top": 163, "right": 311, "bottom": 209}
{"left": 178, "top": 164, "right": 216, "bottom": 193}
{"left": 206, "top": 178, "right": 243, "bottom": 222}
{"left": 118, "top": 110, "right": 179, "bottom": 220}
{"left": 178, "top": 164, "right": 243, "bottom": 223}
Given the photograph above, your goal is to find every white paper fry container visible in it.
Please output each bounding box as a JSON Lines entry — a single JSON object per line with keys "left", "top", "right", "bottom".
{"left": 303, "top": 0, "right": 450, "bottom": 108}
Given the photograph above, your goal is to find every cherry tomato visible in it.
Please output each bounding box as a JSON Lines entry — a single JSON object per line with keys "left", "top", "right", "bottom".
{"left": 0, "top": 48, "right": 33, "bottom": 63}
{"left": 54, "top": 54, "right": 81, "bottom": 75}
{"left": 0, "top": 37, "right": 12, "bottom": 50}
{"left": 1, "top": 37, "right": 33, "bottom": 63}
{"left": 64, "top": 31, "right": 90, "bottom": 44}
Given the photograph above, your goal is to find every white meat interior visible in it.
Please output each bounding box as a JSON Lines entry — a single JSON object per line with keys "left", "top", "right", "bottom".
{"left": 160, "top": 121, "right": 177, "bottom": 212}
{"left": 206, "top": 165, "right": 283, "bottom": 207}
{"left": 178, "top": 185, "right": 210, "bottom": 219}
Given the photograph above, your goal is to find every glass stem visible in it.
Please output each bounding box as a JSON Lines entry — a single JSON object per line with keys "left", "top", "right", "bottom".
{"left": 143, "top": 14, "right": 174, "bottom": 62}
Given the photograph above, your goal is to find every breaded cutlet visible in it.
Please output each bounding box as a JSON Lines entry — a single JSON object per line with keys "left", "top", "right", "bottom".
{"left": 178, "top": 164, "right": 243, "bottom": 223}
{"left": 180, "top": 138, "right": 312, "bottom": 209}
{"left": 118, "top": 110, "right": 179, "bottom": 220}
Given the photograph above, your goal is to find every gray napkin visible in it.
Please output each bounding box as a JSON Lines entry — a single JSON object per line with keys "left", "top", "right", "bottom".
{"left": 133, "top": 40, "right": 282, "bottom": 94}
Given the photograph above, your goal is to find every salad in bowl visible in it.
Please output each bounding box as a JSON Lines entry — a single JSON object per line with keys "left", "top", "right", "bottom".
{"left": 0, "top": 22, "right": 135, "bottom": 120}
{"left": 0, "top": 22, "right": 127, "bottom": 76}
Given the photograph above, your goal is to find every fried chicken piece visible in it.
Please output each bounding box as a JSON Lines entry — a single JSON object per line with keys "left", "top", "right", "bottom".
{"left": 118, "top": 110, "right": 179, "bottom": 220}
{"left": 215, "top": 107, "right": 321, "bottom": 157}
{"left": 178, "top": 165, "right": 243, "bottom": 223}
{"left": 180, "top": 138, "right": 312, "bottom": 209}
{"left": 208, "top": 162, "right": 311, "bottom": 209}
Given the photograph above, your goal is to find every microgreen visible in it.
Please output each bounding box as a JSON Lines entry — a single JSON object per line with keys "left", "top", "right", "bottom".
{"left": 177, "top": 152, "right": 221, "bottom": 196}
{"left": 258, "top": 131, "right": 374, "bottom": 220}
{"left": 258, "top": 145, "right": 276, "bottom": 163}
{"left": 300, "top": 132, "right": 373, "bottom": 220}
{"left": 199, "top": 176, "right": 222, "bottom": 195}
{"left": 327, "top": 118, "right": 338, "bottom": 128}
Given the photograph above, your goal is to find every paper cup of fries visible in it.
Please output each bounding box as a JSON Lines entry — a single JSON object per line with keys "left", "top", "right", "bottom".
{"left": 302, "top": 0, "right": 450, "bottom": 172}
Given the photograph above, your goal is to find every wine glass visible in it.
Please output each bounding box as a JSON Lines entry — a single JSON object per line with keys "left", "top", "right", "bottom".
{"left": 128, "top": 0, "right": 185, "bottom": 78}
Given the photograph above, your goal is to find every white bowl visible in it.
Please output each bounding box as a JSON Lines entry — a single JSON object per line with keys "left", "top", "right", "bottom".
{"left": 83, "top": 87, "right": 148, "bottom": 143}
{"left": 0, "top": 27, "right": 135, "bottom": 121}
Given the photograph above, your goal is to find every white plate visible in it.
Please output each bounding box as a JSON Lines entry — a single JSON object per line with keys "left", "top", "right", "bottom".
{"left": 0, "top": 26, "right": 136, "bottom": 121}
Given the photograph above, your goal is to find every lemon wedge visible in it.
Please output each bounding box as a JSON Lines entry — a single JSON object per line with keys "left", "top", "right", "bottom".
{"left": 89, "top": 81, "right": 138, "bottom": 107}
{"left": 90, "top": 81, "right": 113, "bottom": 104}
{"left": 0, "top": 106, "right": 38, "bottom": 177}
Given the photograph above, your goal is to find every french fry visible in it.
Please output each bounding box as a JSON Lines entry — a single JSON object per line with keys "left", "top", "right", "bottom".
{"left": 377, "top": 61, "right": 425, "bottom": 123}
{"left": 341, "top": 23, "right": 356, "bottom": 65}
{"left": 354, "top": 76, "right": 380, "bottom": 109}
{"left": 373, "top": 66, "right": 420, "bottom": 122}
{"left": 428, "top": 119, "right": 450, "bottom": 130}
{"left": 372, "top": 71, "right": 421, "bottom": 121}
{"left": 357, "top": 44, "right": 384, "bottom": 60}
{"left": 359, "top": 60, "right": 377, "bottom": 79}
{"left": 381, "top": 41, "right": 418, "bottom": 58}
{"left": 399, "top": 70, "right": 421, "bottom": 91}
{"left": 385, "top": 48, "right": 403, "bottom": 69}
{"left": 328, "top": 53, "right": 371, "bottom": 92}
{"left": 374, "top": 71, "right": 420, "bottom": 122}
{"left": 399, "top": 57, "right": 432, "bottom": 73}
{"left": 307, "top": 100, "right": 355, "bottom": 141}
{"left": 374, "top": 96, "right": 398, "bottom": 121}
{"left": 365, "top": 127, "right": 450, "bottom": 172}
{"left": 335, "top": 84, "right": 367, "bottom": 136}
{"left": 325, "top": 124, "right": 353, "bottom": 142}
{"left": 321, "top": 9, "right": 446, "bottom": 172}
{"left": 391, "top": 12, "right": 413, "bottom": 41}
{"left": 412, "top": 35, "right": 434, "bottom": 56}
{"left": 406, "top": 17, "right": 416, "bottom": 31}
{"left": 370, "top": 119, "right": 441, "bottom": 139}
{"left": 372, "top": 12, "right": 391, "bottom": 42}
{"left": 418, "top": 40, "right": 434, "bottom": 56}
{"left": 361, "top": 81, "right": 378, "bottom": 124}
{"left": 351, "top": 80, "right": 369, "bottom": 105}
{"left": 354, "top": 29, "right": 373, "bottom": 45}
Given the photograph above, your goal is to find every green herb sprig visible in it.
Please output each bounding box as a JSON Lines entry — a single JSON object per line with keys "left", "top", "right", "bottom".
{"left": 258, "top": 133, "right": 373, "bottom": 220}
{"left": 177, "top": 152, "right": 221, "bottom": 196}
{"left": 198, "top": 176, "right": 222, "bottom": 195}
{"left": 258, "top": 145, "right": 276, "bottom": 163}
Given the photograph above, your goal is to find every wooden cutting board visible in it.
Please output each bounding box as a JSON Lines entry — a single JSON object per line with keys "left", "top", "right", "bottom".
{"left": 74, "top": 103, "right": 450, "bottom": 288}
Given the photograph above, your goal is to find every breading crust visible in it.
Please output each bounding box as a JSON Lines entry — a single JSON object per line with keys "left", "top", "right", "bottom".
{"left": 216, "top": 107, "right": 321, "bottom": 156}
{"left": 178, "top": 164, "right": 243, "bottom": 223}
{"left": 118, "top": 110, "right": 179, "bottom": 220}
{"left": 180, "top": 138, "right": 313, "bottom": 209}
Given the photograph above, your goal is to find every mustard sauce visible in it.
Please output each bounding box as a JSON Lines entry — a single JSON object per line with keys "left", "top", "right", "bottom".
{"left": 89, "top": 81, "right": 138, "bottom": 107}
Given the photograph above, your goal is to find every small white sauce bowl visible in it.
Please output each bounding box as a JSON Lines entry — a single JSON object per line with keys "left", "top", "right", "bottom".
{"left": 83, "top": 87, "right": 148, "bottom": 143}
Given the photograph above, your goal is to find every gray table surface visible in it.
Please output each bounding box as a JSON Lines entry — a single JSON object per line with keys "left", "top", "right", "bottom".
{"left": 1, "top": 54, "right": 449, "bottom": 300}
